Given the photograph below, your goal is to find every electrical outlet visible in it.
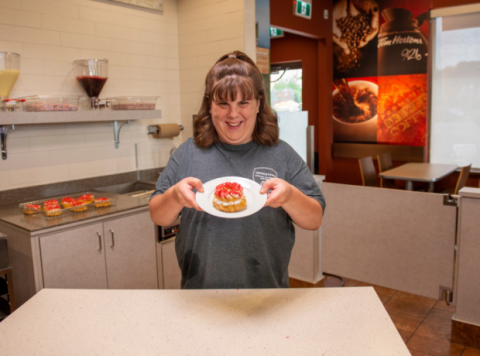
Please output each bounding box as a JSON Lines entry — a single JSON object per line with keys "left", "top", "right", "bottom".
{"left": 324, "top": 9, "right": 328, "bottom": 19}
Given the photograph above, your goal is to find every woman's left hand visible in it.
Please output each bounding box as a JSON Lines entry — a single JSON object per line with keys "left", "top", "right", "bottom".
{"left": 260, "top": 178, "right": 293, "bottom": 208}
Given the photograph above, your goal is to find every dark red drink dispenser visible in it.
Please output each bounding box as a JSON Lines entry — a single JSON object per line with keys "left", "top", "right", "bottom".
{"left": 74, "top": 59, "right": 108, "bottom": 99}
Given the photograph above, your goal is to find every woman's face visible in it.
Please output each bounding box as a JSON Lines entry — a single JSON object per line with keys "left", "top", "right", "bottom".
{"left": 210, "top": 88, "right": 260, "bottom": 145}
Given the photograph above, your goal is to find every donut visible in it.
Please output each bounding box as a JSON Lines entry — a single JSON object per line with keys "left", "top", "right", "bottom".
{"left": 43, "top": 199, "right": 60, "bottom": 212}
{"left": 61, "top": 197, "right": 76, "bottom": 208}
{"left": 78, "top": 194, "right": 94, "bottom": 204}
{"left": 94, "top": 197, "right": 111, "bottom": 208}
{"left": 212, "top": 182, "right": 247, "bottom": 212}
{"left": 71, "top": 201, "right": 87, "bottom": 213}
{"left": 45, "top": 205, "right": 62, "bottom": 217}
{"left": 24, "top": 204, "right": 41, "bottom": 215}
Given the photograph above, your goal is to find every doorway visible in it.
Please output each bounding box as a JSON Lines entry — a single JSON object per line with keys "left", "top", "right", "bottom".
{"left": 270, "top": 62, "right": 303, "bottom": 112}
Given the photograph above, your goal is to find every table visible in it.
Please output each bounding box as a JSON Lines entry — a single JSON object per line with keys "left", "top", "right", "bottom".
{"left": 0, "top": 288, "right": 409, "bottom": 356}
{"left": 379, "top": 163, "right": 458, "bottom": 191}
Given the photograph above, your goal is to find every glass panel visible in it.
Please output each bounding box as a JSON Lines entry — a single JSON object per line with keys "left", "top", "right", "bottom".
{"left": 270, "top": 68, "right": 302, "bottom": 112}
{"left": 430, "top": 14, "right": 480, "bottom": 169}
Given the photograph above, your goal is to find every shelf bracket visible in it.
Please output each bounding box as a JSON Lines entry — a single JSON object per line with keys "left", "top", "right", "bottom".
{"left": 113, "top": 120, "right": 130, "bottom": 149}
{"left": 0, "top": 125, "right": 15, "bottom": 160}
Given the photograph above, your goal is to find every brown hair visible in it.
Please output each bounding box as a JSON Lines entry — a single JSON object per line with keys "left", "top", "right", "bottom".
{"left": 194, "top": 51, "right": 279, "bottom": 148}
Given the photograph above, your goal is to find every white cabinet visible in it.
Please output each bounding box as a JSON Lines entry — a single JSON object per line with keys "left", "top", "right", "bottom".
{"left": 160, "top": 238, "right": 182, "bottom": 289}
{"left": 40, "top": 222, "right": 107, "bottom": 289}
{"left": 40, "top": 211, "right": 158, "bottom": 290}
{"left": 103, "top": 212, "right": 157, "bottom": 289}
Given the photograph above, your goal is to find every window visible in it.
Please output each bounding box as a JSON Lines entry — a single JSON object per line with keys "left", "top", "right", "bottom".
{"left": 270, "top": 63, "right": 302, "bottom": 112}
{"left": 430, "top": 7, "right": 480, "bottom": 169}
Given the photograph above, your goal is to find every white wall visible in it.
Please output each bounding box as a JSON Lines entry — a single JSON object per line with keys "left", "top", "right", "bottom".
{"left": 177, "top": 0, "right": 256, "bottom": 139}
{"left": 0, "top": 0, "right": 256, "bottom": 192}
{"left": 0, "top": 0, "right": 181, "bottom": 191}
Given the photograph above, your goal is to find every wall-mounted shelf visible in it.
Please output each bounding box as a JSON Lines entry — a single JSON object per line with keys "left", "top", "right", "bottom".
{"left": 0, "top": 110, "right": 161, "bottom": 125}
{"left": 0, "top": 110, "right": 162, "bottom": 160}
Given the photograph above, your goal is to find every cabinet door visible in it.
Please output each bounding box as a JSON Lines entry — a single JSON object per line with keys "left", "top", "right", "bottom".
{"left": 103, "top": 211, "right": 158, "bottom": 289}
{"left": 161, "top": 238, "right": 182, "bottom": 289}
{"left": 40, "top": 223, "right": 107, "bottom": 289}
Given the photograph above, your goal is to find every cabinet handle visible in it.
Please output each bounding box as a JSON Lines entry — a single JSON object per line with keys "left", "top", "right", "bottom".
{"left": 97, "top": 232, "right": 102, "bottom": 251}
{"left": 110, "top": 229, "right": 115, "bottom": 248}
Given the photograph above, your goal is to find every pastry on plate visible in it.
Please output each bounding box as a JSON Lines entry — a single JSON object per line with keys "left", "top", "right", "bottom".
{"left": 77, "top": 194, "right": 94, "bottom": 205}
{"left": 71, "top": 201, "right": 87, "bottom": 213}
{"left": 23, "top": 204, "right": 41, "bottom": 215}
{"left": 61, "top": 197, "right": 76, "bottom": 208}
{"left": 212, "top": 182, "right": 247, "bottom": 212}
{"left": 94, "top": 197, "right": 111, "bottom": 208}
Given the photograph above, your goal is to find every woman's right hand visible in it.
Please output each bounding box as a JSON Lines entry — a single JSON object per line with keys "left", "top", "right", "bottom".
{"left": 172, "top": 177, "right": 204, "bottom": 211}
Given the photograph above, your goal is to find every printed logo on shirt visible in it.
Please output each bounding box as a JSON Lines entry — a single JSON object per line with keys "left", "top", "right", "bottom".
{"left": 252, "top": 167, "right": 278, "bottom": 187}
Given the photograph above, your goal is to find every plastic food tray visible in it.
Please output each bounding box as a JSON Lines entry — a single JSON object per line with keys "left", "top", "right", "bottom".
{"left": 19, "top": 199, "right": 73, "bottom": 219}
{"left": 19, "top": 193, "right": 117, "bottom": 219}
{"left": 1, "top": 99, "right": 24, "bottom": 112}
{"left": 107, "top": 96, "right": 158, "bottom": 110}
{"left": 22, "top": 95, "right": 80, "bottom": 112}
{"left": 69, "top": 192, "right": 117, "bottom": 211}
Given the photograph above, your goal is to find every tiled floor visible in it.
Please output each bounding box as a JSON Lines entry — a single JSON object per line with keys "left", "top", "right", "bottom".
{"left": 291, "top": 275, "right": 480, "bottom": 356}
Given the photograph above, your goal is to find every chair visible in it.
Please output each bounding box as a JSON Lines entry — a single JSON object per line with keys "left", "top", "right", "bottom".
{"left": 358, "top": 157, "right": 378, "bottom": 187}
{"left": 443, "top": 164, "right": 472, "bottom": 195}
{"left": 377, "top": 153, "right": 396, "bottom": 189}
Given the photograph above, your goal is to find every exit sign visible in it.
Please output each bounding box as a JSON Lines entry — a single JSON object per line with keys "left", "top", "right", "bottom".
{"left": 293, "top": 0, "right": 312, "bottom": 19}
{"left": 270, "top": 27, "right": 284, "bottom": 38}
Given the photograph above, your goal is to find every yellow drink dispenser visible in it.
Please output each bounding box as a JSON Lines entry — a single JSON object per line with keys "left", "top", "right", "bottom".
{"left": 0, "top": 52, "right": 20, "bottom": 100}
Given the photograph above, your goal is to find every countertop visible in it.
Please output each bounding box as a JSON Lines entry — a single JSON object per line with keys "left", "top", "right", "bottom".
{"left": 0, "top": 288, "right": 409, "bottom": 356}
{"left": 0, "top": 192, "right": 149, "bottom": 233}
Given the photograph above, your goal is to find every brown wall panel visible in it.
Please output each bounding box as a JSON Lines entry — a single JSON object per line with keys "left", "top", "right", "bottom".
{"left": 270, "top": 0, "right": 331, "bottom": 39}
{"left": 270, "top": 33, "right": 319, "bottom": 151}
{"left": 270, "top": 0, "right": 333, "bottom": 176}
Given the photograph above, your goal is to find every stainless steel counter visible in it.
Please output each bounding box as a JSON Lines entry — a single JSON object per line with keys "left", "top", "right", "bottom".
{"left": 0, "top": 193, "right": 149, "bottom": 233}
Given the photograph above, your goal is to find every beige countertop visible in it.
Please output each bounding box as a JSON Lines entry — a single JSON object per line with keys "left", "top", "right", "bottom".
{"left": 0, "top": 288, "right": 409, "bottom": 355}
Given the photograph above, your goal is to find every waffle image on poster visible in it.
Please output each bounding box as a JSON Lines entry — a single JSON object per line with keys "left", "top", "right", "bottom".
{"left": 377, "top": 74, "right": 427, "bottom": 146}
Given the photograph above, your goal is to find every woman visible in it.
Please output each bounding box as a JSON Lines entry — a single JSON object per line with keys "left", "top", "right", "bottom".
{"left": 149, "top": 51, "right": 325, "bottom": 289}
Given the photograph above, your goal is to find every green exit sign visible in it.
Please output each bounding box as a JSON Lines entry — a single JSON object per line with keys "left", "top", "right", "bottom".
{"left": 294, "top": 0, "right": 312, "bottom": 19}
{"left": 270, "top": 27, "right": 284, "bottom": 38}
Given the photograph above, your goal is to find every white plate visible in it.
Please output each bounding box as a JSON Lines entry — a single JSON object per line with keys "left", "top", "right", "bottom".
{"left": 196, "top": 176, "right": 267, "bottom": 219}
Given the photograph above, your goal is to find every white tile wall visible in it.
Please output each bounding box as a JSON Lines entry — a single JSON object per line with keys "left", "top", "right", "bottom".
{"left": 0, "top": 0, "right": 181, "bottom": 192}
{"left": 0, "top": 0, "right": 254, "bottom": 192}
{"left": 177, "top": 0, "right": 256, "bottom": 140}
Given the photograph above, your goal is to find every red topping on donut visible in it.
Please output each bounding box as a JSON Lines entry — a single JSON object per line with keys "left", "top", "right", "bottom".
{"left": 61, "top": 197, "right": 76, "bottom": 203}
{"left": 95, "top": 197, "right": 109, "bottom": 202}
{"left": 45, "top": 205, "right": 60, "bottom": 211}
{"left": 78, "top": 194, "right": 94, "bottom": 201}
{"left": 25, "top": 204, "right": 41, "bottom": 210}
{"left": 45, "top": 199, "right": 58, "bottom": 205}
{"left": 71, "top": 201, "right": 86, "bottom": 207}
{"left": 215, "top": 182, "right": 243, "bottom": 199}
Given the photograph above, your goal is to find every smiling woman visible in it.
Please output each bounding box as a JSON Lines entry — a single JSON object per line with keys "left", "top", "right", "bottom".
{"left": 194, "top": 51, "right": 279, "bottom": 148}
{"left": 210, "top": 87, "right": 259, "bottom": 146}
{"left": 149, "top": 51, "right": 326, "bottom": 290}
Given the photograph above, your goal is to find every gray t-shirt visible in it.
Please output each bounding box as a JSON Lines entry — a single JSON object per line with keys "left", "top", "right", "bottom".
{"left": 152, "top": 138, "right": 326, "bottom": 289}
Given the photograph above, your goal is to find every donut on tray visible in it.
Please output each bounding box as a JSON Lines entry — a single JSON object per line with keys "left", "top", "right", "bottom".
{"left": 212, "top": 182, "right": 247, "bottom": 212}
